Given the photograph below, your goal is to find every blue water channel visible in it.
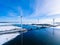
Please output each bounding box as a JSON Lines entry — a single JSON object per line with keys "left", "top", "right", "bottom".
{"left": 3, "top": 24, "right": 60, "bottom": 45}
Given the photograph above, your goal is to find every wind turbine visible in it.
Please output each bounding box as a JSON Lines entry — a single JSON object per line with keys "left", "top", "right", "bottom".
{"left": 53, "top": 18, "right": 55, "bottom": 35}
{"left": 18, "top": 7, "right": 23, "bottom": 45}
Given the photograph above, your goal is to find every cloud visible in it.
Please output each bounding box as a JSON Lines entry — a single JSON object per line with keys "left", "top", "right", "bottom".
{"left": 55, "top": 18, "right": 60, "bottom": 22}
{"left": 30, "top": 0, "right": 60, "bottom": 17}
{"left": 8, "top": 12, "right": 17, "bottom": 17}
{"left": 24, "top": 0, "right": 60, "bottom": 24}
{"left": 17, "top": 6, "right": 23, "bottom": 16}
{"left": 44, "top": 0, "right": 60, "bottom": 15}
{"left": 4, "top": 0, "right": 60, "bottom": 24}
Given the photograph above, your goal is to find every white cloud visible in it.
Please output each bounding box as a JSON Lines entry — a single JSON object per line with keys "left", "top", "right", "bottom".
{"left": 44, "top": 0, "right": 60, "bottom": 15}
{"left": 30, "top": 0, "right": 60, "bottom": 17}
{"left": 17, "top": 6, "right": 23, "bottom": 16}
{"left": 1, "top": 0, "right": 60, "bottom": 24}
{"left": 6, "top": 1, "right": 60, "bottom": 24}
{"left": 17, "top": 18, "right": 53, "bottom": 24}
{"left": 8, "top": 12, "right": 17, "bottom": 17}
{"left": 54, "top": 18, "right": 60, "bottom": 22}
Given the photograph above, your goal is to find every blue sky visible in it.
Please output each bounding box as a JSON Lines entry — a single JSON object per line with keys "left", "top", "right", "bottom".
{"left": 0, "top": 0, "right": 35, "bottom": 16}
{"left": 0, "top": 0, "right": 35, "bottom": 22}
{"left": 0, "top": 0, "right": 60, "bottom": 24}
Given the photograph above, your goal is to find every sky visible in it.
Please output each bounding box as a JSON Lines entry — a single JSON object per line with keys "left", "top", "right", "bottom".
{"left": 0, "top": 0, "right": 60, "bottom": 24}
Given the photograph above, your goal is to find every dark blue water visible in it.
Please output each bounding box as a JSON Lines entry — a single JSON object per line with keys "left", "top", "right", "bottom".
{"left": 3, "top": 24, "right": 60, "bottom": 45}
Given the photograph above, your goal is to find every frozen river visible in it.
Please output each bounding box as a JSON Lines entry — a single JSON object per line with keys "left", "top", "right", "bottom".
{"left": 0, "top": 24, "right": 60, "bottom": 45}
